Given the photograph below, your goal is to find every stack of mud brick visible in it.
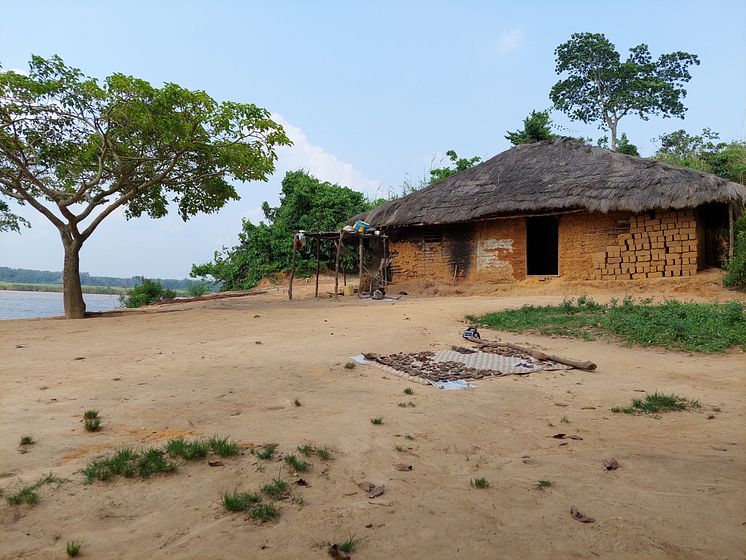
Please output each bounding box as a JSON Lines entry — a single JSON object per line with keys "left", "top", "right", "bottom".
{"left": 592, "top": 210, "right": 697, "bottom": 280}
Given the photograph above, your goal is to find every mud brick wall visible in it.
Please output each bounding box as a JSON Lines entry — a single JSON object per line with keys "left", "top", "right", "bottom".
{"left": 559, "top": 212, "right": 631, "bottom": 279}
{"left": 591, "top": 209, "right": 698, "bottom": 279}
{"left": 388, "top": 224, "right": 475, "bottom": 281}
{"left": 473, "top": 218, "right": 526, "bottom": 281}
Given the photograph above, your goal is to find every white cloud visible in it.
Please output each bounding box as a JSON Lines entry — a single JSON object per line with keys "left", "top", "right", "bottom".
{"left": 272, "top": 113, "right": 381, "bottom": 198}
{"left": 497, "top": 28, "right": 524, "bottom": 54}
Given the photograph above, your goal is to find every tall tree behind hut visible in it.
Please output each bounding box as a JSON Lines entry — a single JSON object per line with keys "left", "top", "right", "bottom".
{"left": 550, "top": 32, "right": 699, "bottom": 151}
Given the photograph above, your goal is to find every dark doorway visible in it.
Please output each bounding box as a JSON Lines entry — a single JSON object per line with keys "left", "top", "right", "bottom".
{"left": 526, "top": 216, "right": 559, "bottom": 275}
{"left": 697, "top": 202, "right": 729, "bottom": 267}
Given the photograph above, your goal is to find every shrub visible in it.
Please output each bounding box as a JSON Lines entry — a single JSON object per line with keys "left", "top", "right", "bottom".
{"left": 120, "top": 277, "right": 177, "bottom": 308}
{"left": 724, "top": 215, "right": 746, "bottom": 290}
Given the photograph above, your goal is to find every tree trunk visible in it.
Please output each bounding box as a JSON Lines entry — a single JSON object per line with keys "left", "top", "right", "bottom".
{"left": 609, "top": 123, "right": 618, "bottom": 151}
{"left": 62, "top": 242, "right": 86, "bottom": 319}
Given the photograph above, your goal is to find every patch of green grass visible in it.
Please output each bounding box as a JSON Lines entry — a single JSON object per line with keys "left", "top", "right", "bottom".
{"left": 250, "top": 503, "right": 279, "bottom": 522}
{"left": 221, "top": 490, "right": 261, "bottom": 512}
{"left": 6, "top": 473, "right": 63, "bottom": 506}
{"left": 261, "top": 478, "right": 288, "bottom": 500}
{"left": 66, "top": 540, "right": 82, "bottom": 557}
{"left": 256, "top": 445, "right": 277, "bottom": 460}
{"left": 470, "top": 297, "right": 746, "bottom": 353}
{"left": 337, "top": 534, "right": 362, "bottom": 554}
{"left": 536, "top": 480, "right": 554, "bottom": 490}
{"left": 297, "top": 444, "right": 313, "bottom": 457}
{"left": 83, "top": 447, "right": 177, "bottom": 482}
{"left": 284, "top": 454, "right": 311, "bottom": 472}
{"left": 83, "top": 410, "right": 99, "bottom": 420}
{"left": 84, "top": 417, "right": 101, "bottom": 431}
{"left": 207, "top": 435, "right": 239, "bottom": 456}
{"left": 166, "top": 438, "right": 209, "bottom": 460}
{"left": 19, "top": 435, "right": 34, "bottom": 446}
{"left": 344, "top": 362, "right": 356, "bottom": 369}
{"left": 397, "top": 401, "right": 416, "bottom": 408}
{"left": 403, "top": 387, "right": 414, "bottom": 395}
{"left": 315, "top": 447, "right": 332, "bottom": 460}
{"left": 614, "top": 392, "right": 701, "bottom": 415}
{"left": 470, "top": 478, "right": 490, "bottom": 489}
{"left": 370, "top": 417, "right": 383, "bottom": 425}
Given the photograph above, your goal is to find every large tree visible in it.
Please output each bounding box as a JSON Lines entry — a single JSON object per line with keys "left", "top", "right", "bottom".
{"left": 0, "top": 56, "right": 290, "bottom": 318}
{"left": 550, "top": 32, "right": 699, "bottom": 151}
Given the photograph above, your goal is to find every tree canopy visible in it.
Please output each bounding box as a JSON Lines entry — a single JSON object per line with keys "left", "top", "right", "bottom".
{"left": 428, "top": 150, "right": 481, "bottom": 184}
{"left": 191, "top": 170, "right": 376, "bottom": 290}
{"left": 505, "top": 110, "right": 556, "bottom": 145}
{"left": 0, "top": 55, "right": 290, "bottom": 317}
{"left": 654, "top": 128, "right": 746, "bottom": 184}
{"left": 550, "top": 32, "right": 699, "bottom": 151}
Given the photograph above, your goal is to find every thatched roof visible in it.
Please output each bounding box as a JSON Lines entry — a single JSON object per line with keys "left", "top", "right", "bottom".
{"left": 357, "top": 137, "right": 746, "bottom": 228}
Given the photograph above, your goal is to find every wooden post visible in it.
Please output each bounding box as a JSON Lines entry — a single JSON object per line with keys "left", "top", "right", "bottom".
{"left": 314, "top": 236, "right": 321, "bottom": 298}
{"left": 358, "top": 236, "right": 364, "bottom": 298}
{"left": 343, "top": 265, "right": 347, "bottom": 286}
{"left": 728, "top": 204, "right": 735, "bottom": 259}
{"left": 382, "top": 236, "right": 388, "bottom": 289}
{"left": 334, "top": 232, "right": 343, "bottom": 300}
{"left": 288, "top": 238, "right": 297, "bottom": 301}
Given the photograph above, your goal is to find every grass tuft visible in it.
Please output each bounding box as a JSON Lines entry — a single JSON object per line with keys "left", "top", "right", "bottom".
{"left": 83, "top": 410, "right": 99, "bottom": 420}
{"left": 256, "top": 445, "right": 277, "bottom": 460}
{"left": 470, "top": 298, "right": 746, "bottom": 353}
{"left": 207, "top": 435, "right": 240, "bottom": 457}
{"left": 250, "top": 503, "right": 279, "bottom": 522}
{"left": 470, "top": 477, "right": 490, "bottom": 489}
{"left": 66, "top": 540, "right": 83, "bottom": 557}
{"left": 403, "top": 387, "right": 414, "bottom": 395}
{"left": 536, "top": 480, "right": 554, "bottom": 490}
{"left": 261, "top": 478, "right": 288, "bottom": 500}
{"left": 297, "top": 444, "right": 313, "bottom": 457}
{"left": 370, "top": 417, "right": 383, "bottom": 425}
{"left": 221, "top": 490, "right": 261, "bottom": 512}
{"left": 6, "top": 473, "right": 63, "bottom": 506}
{"left": 166, "top": 438, "right": 209, "bottom": 460}
{"left": 315, "top": 447, "right": 332, "bottom": 460}
{"left": 83, "top": 447, "right": 177, "bottom": 482}
{"left": 19, "top": 435, "right": 34, "bottom": 446}
{"left": 284, "top": 454, "right": 311, "bottom": 472}
{"left": 337, "top": 534, "right": 362, "bottom": 554}
{"left": 614, "top": 392, "right": 701, "bottom": 415}
{"left": 293, "top": 399, "right": 301, "bottom": 407}
{"left": 344, "top": 362, "right": 356, "bottom": 369}
{"left": 84, "top": 417, "right": 101, "bottom": 432}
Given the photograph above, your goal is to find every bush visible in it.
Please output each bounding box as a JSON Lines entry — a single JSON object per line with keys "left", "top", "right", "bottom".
{"left": 186, "top": 281, "right": 210, "bottom": 297}
{"left": 724, "top": 214, "right": 746, "bottom": 290}
{"left": 120, "top": 277, "right": 177, "bottom": 308}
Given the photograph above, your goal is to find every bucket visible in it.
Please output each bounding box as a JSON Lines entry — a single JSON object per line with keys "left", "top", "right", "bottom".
{"left": 343, "top": 285, "right": 355, "bottom": 296}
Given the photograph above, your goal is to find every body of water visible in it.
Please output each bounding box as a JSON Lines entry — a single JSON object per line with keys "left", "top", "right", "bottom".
{"left": 0, "top": 290, "right": 121, "bottom": 320}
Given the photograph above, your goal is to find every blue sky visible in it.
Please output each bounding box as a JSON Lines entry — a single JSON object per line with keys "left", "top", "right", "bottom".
{"left": 1, "top": 0, "right": 745, "bottom": 278}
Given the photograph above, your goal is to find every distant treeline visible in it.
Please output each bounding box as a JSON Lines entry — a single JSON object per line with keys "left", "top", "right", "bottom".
{"left": 0, "top": 267, "right": 202, "bottom": 290}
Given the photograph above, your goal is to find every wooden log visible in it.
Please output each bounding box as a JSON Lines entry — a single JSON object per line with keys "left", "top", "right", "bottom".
{"left": 466, "top": 337, "right": 597, "bottom": 371}
{"left": 382, "top": 236, "right": 388, "bottom": 290}
{"left": 729, "top": 204, "right": 735, "bottom": 259}
{"left": 314, "top": 236, "right": 321, "bottom": 298}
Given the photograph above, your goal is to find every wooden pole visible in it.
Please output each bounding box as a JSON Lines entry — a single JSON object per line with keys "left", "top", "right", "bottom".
{"left": 334, "top": 232, "right": 343, "bottom": 300}
{"left": 728, "top": 204, "right": 735, "bottom": 259}
{"left": 314, "top": 236, "right": 320, "bottom": 298}
{"left": 382, "top": 236, "right": 388, "bottom": 289}
{"left": 288, "top": 239, "right": 297, "bottom": 301}
{"left": 358, "top": 236, "right": 364, "bottom": 298}
{"left": 466, "top": 337, "right": 597, "bottom": 371}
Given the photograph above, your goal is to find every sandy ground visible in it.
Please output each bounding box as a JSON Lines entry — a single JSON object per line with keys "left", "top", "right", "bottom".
{"left": 1, "top": 275, "right": 745, "bottom": 559}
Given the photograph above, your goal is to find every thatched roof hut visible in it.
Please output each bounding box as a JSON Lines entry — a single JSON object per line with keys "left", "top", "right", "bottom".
{"left": 358, "top": 137, "right": 745, "bottom": 228}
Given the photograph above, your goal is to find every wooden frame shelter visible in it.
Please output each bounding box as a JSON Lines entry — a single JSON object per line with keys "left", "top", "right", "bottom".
{"left": 287, "top": 229, "right": 389, "bottom": 300}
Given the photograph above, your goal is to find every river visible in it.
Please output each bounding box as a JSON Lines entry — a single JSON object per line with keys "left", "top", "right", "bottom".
{"left": 0, "top": 290, "right": 121, "bottom": 320}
